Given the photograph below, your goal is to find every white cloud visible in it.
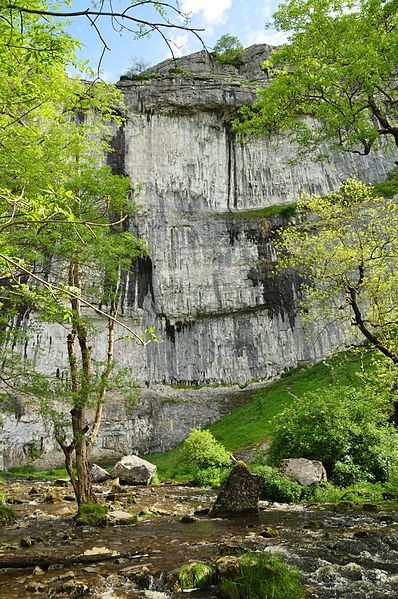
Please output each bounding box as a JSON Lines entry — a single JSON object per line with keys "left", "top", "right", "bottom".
{"left": 162, "top": 33, "right": 191, "bottom": 60}
{"left": 169, "top": 33, "right": 190, "bottom": 57}
{"left": 180, "top": 0, "right": 232, "bottom": 25}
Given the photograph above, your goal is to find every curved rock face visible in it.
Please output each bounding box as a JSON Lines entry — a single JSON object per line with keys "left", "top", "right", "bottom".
{"left": 0, "top": 46, "right": 395, "bottom": 466}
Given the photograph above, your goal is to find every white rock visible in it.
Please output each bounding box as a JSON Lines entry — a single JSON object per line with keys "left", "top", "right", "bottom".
{"left": 280, "top": 458, "right": 327, "bottom": 486}
{"left": 112, "top": 455, "right": 157, "bottom": 485}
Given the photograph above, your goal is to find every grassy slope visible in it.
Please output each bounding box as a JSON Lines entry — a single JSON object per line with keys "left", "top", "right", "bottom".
{"left": 147, "top": 348, "right": 374, "bottom": 480}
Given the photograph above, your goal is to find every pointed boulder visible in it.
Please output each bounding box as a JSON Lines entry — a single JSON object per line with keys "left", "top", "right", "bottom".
{"left": 211, "top": 462, "right": 265, "bottom": 517}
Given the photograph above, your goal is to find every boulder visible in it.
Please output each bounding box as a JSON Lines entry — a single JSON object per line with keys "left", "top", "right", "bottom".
{"left": 105, "top": 510, "right": 137, "bottom": 526}
{"left": 112, "top": 455, "right": 157, "bottom": 485}
{"left": 210, "top": 462, "right": 265, "bottom": 517}
{"left": 90, "top": 463, "right": 113, "bottom": 483}
{"left": 280, "top": 458, "right": 327, "bottom": 486}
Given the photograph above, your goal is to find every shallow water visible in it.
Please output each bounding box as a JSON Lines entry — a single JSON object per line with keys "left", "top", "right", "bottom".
{"left": 1, "top": 480, "right": 398, "bottom": 598}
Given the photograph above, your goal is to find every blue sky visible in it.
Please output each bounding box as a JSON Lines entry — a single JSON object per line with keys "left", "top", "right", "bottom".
{"left": 67, "top": 1, "right": 287, "bottom": 82}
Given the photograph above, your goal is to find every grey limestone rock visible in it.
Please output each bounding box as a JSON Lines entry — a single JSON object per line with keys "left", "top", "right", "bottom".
{"left": 280, "top": 458, "right": 327, "bottom": 486}
{"left": 90, "top": 464, "right": 113, "bottom": 483}
{"left": 105, "top": 510, "right": 137, "bottom": 526}
{"left": 112, "top": 455, "right": 157, "bottom": 485}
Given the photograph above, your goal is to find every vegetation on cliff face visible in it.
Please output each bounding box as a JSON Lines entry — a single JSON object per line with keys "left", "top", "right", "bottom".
{"left": 213, "top": 34, "right": 245, "bottom": 66}
{"left": 235, "top": 0, "right": 398, "bottom": 158}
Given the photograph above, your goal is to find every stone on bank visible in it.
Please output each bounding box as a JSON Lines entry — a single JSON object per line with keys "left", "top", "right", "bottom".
{"left": 112, "top": 455, "right": 157, "bottom": 485}
{"left": 211, "top": 462, "right": 265, "bottom": 517}
{"left": 280, "top": 458, "right": 327, "bottom": 486}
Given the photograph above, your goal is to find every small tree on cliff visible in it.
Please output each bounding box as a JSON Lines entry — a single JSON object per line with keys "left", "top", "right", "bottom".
{"left": 213, "top": 34, "right": 245, "bottom": 66}
{"left": 235, "top": 0, "right": 398, "bottom": 159}
{"left": 277, "top": 178, "right": 398, "bottom": 423}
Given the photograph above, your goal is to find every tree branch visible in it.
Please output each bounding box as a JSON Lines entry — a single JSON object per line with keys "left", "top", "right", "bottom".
{"left": 0, "top": 252, "right": 149, "bottom": 345}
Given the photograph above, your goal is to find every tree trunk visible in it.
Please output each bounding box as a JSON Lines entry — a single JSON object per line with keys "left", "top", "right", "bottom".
{"left": 71, "top": 406, "right": 97, "bottom": 505}
{"left": 74, "top": 441, "right": 96, "bottom": 505}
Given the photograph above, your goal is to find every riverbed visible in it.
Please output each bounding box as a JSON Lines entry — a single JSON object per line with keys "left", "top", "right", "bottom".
{"left": 1, "top": 478, "right": 398, "bottom": 598}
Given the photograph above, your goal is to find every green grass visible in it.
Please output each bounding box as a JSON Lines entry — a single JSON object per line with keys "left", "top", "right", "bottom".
{"left": 5, "top": 465, "right": 71, "bottom": 480}
{"left": 147, "top": 348, "right": 374, "bottom": 480}
{"left": 207, "top": 349, "right": 372, "bottom": 452}
{"left": 216, "top": 203, "right": 298, "bottom": 221}
{"left": 75, "top": 502, "right": 109, "bottom": 527}
{"left": 0, "top": 504, "right": 17, "bottom": 526}
{"left": 372, "top": 168, "right": 398, "bottom": 198}
{"left": 217, "top": 552, "right": 305, "bottom": 599}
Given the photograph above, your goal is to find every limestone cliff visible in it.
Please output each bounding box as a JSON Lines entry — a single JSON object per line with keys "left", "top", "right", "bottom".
{"left": 0, "top": 46, "right": 395, "bottom": 467}
{"left": 112, "top": 45, "right": 392, "bottom": 385}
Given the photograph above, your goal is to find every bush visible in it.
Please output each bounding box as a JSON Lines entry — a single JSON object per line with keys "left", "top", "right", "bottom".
{"left": 213, "top": 34, "right": 245, "bottom": 66}
{"left": 371, "top": 168, "right": 398, "bottom": 198}
{"left": 250, "top": 465, "right": 303, "bottom": 503}
{"left": 332, "top": 457, "right": 374, "bottom": 486}
{"left": 217, "top": 552, "right": 305, "bottom": 599}
{"left": 267, "top": 386, "right": 398, "bottom": 484}
{"left": 182, "top": 429, "right": 232, "bottom": 488}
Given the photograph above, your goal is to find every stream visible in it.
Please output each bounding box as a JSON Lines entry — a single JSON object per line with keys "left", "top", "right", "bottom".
{"left": 0, "top": 479, "right": 398, "bottom": 598}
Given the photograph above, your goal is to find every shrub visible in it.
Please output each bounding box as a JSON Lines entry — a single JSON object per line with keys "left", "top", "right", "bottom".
{"left": 332, "top": 457, "right": 374, "bottom": 486}
{"left": 371, "top": 168, "right": 398, "bottom": 198}
{"left": 213, "top": 34, "right": 245, "bottom": 66}
{"left": 183, "top": 429, "right": 232, "bottom": 469}
{"left": 267, "top": 386, "right": 398, "bottom": 483}
{"left": 250, "top": 464, "right": 303, "bottom": 503}
{"left": 217, "top": 552, "right": 305, "bottom": 599}
{"left": 182, "top": 429, "right": 232, "bottom": 487}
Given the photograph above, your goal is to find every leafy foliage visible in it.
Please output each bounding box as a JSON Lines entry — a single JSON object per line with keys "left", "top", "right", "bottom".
{"left": 147, "top": 349, "right": 376, "bottom": 481}
{"left": 267, "top": 386, "right": 398, "bottom": 483}
{"left": 277, "top": 178, "right": 398, "bottom": 371}
{"left": 0, "top": 1, "right": 151, "bottom": 505}
{"left": 213, "top": 34, "right": 245, "bottom": 66}
{"left": 372, "top": 168, "right": 398, "bottom": 198}
{"left": 182, "top": 429, "right": 232, "bottom": 487}
{"left": 235, "top": 0, "right": 398, "bottom": 157}
{"left": 249, "top": 464, "right": 303, "bottom": 503}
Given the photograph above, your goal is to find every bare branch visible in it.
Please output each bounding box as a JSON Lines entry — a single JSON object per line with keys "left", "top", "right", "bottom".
{"left": 0, "top": 252, "right": 148, "bottom": 345}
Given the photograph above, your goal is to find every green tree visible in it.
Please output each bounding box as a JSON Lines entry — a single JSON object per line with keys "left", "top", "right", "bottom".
{"left": 213, "top": 34, "right": 245, "bottom": 66}
{"left": 0, "top": 1, "right": 167, "bottom": 504}
{"left": 277, "top": 178, "right": 398, "bottom": 422}
{"left": 235, "top": 0, "right": 398, "bottom": 158}
{"left": 182, "top": 429, "right": 232, "bottom": 487}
